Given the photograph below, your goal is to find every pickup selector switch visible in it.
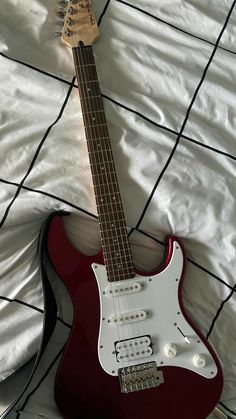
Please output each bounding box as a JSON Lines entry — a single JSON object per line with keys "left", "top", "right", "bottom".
{"left": 192, "top": 354, "right": 206, "bottom": 368}
{"left": 164, "top": 343, "right": 177, "bottom": 358}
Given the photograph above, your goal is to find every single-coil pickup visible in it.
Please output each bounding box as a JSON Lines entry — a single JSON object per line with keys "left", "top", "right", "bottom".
{"left": 108, "top": 310, "right": 147, "bottom": 325}
{"left": 103, "top": 282, "right": 141, "bottom": 297}
{"left": 115, "top": 336, "right": 153, "bottom": 363}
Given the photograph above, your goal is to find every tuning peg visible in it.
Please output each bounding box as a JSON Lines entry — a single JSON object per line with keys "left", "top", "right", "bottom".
{"left": 54, "top": 31, "right": 62, "bottom": 37}
{"left": 55, "top": 20, "right": 64, "bottom": 26}
{"left": 57, "top": 8, "right": 66, "bottom": 18}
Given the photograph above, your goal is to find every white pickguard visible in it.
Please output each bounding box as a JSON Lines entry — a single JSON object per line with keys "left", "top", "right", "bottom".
{"left": 92, "top": 240, "right": 218, "bottom": 379}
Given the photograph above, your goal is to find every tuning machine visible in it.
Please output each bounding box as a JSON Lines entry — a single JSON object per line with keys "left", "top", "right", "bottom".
{"left": 57, "top": 8, "right": 67, "bottom": 18}
{"left": 55, "top": 20, "right": 64, "bottom": 27}
{"left": 58, "top": 0, "right": 68, "bottom": 6}
{"left": 66, "top": 17, "right": 75, "bottom": 26}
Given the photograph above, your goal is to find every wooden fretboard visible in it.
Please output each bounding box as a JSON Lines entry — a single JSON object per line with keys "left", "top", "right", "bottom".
{"left": 73, "top": 45, "right": 135, "bottom": 282}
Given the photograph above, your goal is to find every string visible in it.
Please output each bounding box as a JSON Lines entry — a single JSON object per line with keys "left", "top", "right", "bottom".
{"left": 68, "top": 6, "right": 147, "bottom": 375}
{"left": 74, "top": 45, "right": 147, "bottom": 372}
{"left": 73, "top": 44, "right": 128, "bottom": 370}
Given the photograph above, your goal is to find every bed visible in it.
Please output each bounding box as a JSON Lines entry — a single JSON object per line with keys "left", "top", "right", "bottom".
{"left": 0, "top": 0, "right": 236, "bottom": 418}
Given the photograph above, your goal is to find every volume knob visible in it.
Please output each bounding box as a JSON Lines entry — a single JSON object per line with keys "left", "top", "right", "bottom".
{"left": 193, "top": 354, "right": 206, "bottom": 368}
{"left": 164, "top": 343, "right": 177, "bottom": 358}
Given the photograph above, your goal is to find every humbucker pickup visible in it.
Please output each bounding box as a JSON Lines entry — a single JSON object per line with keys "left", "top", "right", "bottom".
{"left": 115, "top": 335, "right": 153, "bottom": 362}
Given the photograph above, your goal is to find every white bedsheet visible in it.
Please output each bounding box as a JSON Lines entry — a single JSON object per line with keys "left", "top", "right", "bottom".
{"left": 0, "top": 0, "right": 236, "bottom": 418}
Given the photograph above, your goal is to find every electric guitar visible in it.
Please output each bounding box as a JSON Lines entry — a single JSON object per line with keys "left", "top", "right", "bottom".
{"left": 47, "top": 1, "right": 223, "bottom": 418}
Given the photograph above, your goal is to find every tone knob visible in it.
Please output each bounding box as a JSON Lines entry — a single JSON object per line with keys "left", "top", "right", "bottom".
{"left": 192, "top": 354, "right": 206, "bottom": 368}
{"left": 164, "top": 343, "right": 177, "bottom": 358}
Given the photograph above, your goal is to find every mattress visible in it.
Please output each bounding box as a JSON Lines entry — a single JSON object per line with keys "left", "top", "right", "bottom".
{"left": 0, "top": 0, "right": 236, "bottom": 418}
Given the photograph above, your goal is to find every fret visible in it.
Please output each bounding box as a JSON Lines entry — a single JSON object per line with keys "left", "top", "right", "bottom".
{"left": 107, "top": 271, "right": 135, "bottom": 282}
{"left": 85, "top": 123, "right": 108, "bottom": 129}
{"left": 103, "top": 246, "right": 132, "bottom": 258}
{"left": 94, "top": 190, "right": 120, "bottom": 198}
{"left": 106, "top": 261, "right": 134, "bottom": 269}
{"left": 78, "top": 81, "right": 101, "bottom": 98}
{"left": 100, "top": 223, "right": 128, "bottom": 234}
{"left": 83, "top": 109, "right": 105, "bottom": 115}
{"left": 73, "top": 46, "right": 135, "bottom": 279}
{"left": 91, "top": 169, "right": 117, "bottom": 178}
{"left": 102, "top": 233, "right": 127, "bottom": 245}
{"left": 81, "top": 96, "right": 103, "bottom": 113}
{"left": 76, "top": 62, "right": 97, "bottom": 80}
{"left": 92, "top": 176, "right": 119, "bottom": 187}
{"left": 100, "top": 225, "right": 127, "bottom": 233}
{"left": 90, "top": 167, "right": 116, "bottom": 178}
{"left": 78, "top": 79, "right": 99, "bottom": 84}
{"left": 85, "top": 125, "right": 110, "bottom": 139}
{"left": 83, "top": 95, "right": 101, "bottom": 99}
{"left": 80, "top": 82, "right": 101, "bottom": 97}
{"left": 99, "top": 217, "right": 126, "bottom": 225}
{"left": 97, "top": 201, "right": 123, "bottom": 212}
{"left": 75, "top": 63, "right": 95, "bottom": 68}
{"left": 100, "top": 221, "right": 127, "bottom": 229}
{"left": 90, "top": 160, "right": 116, "bottom": 167}
{"left": 87, "top": 136, "right": 110, "bottom": 141}
{"left": 101, "top": 233, "right": 128, "bottom": 248}
{"left": 85, "top": 124, "right": 106, "bottom": 129}
{"left": 88, "top": 147, "right": 112, "bottom": 155}
{"left": 89, "top": 157, "right": 114, "bottom": 168}
{"left": 103, "top": 241, "right": 132, "bottom": 253}
{"left": 87, "top": 137, "right": 111, "bottom": 151}
{"left": 104, "top": 251, "right": 133, "bottom": 262}
{"left": 96, "top": 200, "right": 123, "bottom": 209}
{"left": 74, "top": 47, "right": 95, "bottom": 65}
{"left": 83, "top": 111, "right": 107, "bottom": 127}
{"left": 99, "top": 210, "right": 126, "bottom": 221}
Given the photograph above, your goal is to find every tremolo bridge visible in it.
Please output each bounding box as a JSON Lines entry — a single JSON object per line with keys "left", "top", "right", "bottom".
{"left": 118, "top": 362, "right": 164, "bottom": 393}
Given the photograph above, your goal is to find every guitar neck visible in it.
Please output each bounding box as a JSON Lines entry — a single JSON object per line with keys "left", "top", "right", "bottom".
{"left": 73, "top": 45, "right": 135, "bottom": 282}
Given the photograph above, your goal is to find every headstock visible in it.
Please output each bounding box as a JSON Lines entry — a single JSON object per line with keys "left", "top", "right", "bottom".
{"left": 57, "top": 0, "right": 100, "bottom": 48}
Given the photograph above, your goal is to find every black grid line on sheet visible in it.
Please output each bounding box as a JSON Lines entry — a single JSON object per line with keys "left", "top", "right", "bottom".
{"left": 0, "top": 77, "right": 76, "bottom": 229}
{"left": 0, "top": 295, "right": 43, "bottom": 313}
{"left": 0, "top": 296, "right": 71, "bottom": 328}
{"left": 135, "top": 0, "right": 236, "bottom": 230}
{"left": 0, "top": 175, "right": 234, "bottom": 294}
{"left": 102, "top": 93, "right": 236, "bottom": 162}
{"left": 14, "top": 344, "right": 66, "bottom": 419}
{"left": 115, "top": 0, "right": 236, "bottom": 57}
{"left": 98, "top": 0, "right": 112, "bottom": 26}
{"left": 0, "top": 177, "right": 98, "bottom": 219}
{"left": 207, "top": 284, "right": 236, "bottom": 339}
{"left": 0, "top": 172, "right": 234, "bottom": 293}
{"left": 219, "top": 402, "right": 236, "bottom": 417}
{"left": 0, "top": 52, "right": 73, "bottom": 86}
{"left": 1, "top": 44, "right": 236, "bottom": 163}
{"left": 181, "top": 134, "right": 236, "bottom": 162}
{"left": 135, "top": 228, "right": 236, "bottom": 292}
{"left": 0, "top": 1, "right": 235, "bottom": 416}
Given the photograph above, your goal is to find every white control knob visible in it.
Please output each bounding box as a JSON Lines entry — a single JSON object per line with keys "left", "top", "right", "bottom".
{"left": 164, "top": 343, "right": 177, "bottom": 358}
{"left": 193, "top": 354, "right": 206, "bottom": 368}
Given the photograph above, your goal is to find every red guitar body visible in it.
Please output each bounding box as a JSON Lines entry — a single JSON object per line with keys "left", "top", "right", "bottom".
{"left": 47, "top": 214, "right": 223, "bottom": 419}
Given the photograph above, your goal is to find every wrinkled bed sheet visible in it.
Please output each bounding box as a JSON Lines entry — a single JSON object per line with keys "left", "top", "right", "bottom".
{"left": 0, "top": 0, "right": 236, "bottom": 418}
